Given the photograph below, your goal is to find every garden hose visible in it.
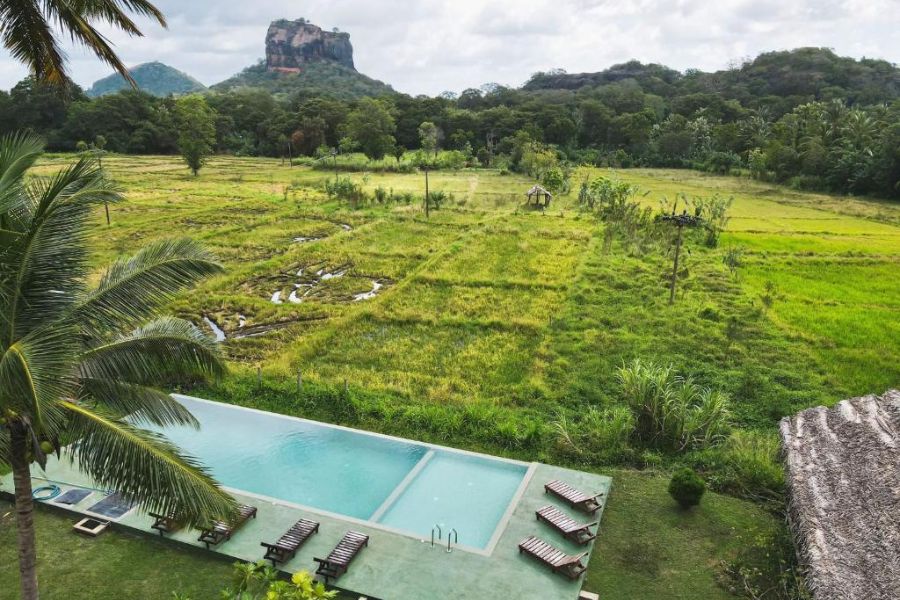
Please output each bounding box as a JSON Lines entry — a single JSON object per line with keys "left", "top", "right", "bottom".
{"left": 32, "top": 484, "right": 61, "bottom": 501}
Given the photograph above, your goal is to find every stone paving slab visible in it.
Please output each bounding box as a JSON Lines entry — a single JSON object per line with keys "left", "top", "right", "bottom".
{"left": 2, "top": 454, "right": 610, "bottom": 600}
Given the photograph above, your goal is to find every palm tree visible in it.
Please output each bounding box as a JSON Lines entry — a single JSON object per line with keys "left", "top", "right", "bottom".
{"left": 0, "top": 0, "right": 166, "bottom": 86}
{"left": 0, "top": 133, "right": 235, "bottom": 600}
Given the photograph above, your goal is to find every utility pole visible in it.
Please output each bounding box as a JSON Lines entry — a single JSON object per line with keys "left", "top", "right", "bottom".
{"left": 424, "top": 167, "right": 430, "bottom": 218}
{"left": 96, "top": 149, "right": 110, "bottom": 226}
{"left": 332, "top": 149, "right": 338, "bottom": 183}
{"left": 660, "top": 210, "right": 702, "bottom": 305}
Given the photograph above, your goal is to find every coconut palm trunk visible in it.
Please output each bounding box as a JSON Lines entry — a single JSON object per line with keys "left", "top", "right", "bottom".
{"left": 10, "top": 422, "right": 38, "bottom": 599}
{"left": 0, "top": 133, "right": 236, "bottom": 600}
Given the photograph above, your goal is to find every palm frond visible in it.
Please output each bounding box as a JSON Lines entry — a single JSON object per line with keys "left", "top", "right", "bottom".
{"left": 48, "top": 1, "right": 134, "bottom": 86}
{"left": 70, "top": 238, "right": 223, "bottom": 334}
{"left": 3, "top": 157, "right": 121, "bottom": 340}
{"left": 71, "top": 0, "right": 167, "bottom": 32}
{"left": 0, "top": 325, "right": 76, "bottom": 440}
{"left": 0, "top": 0, "right": 167, "bottom": 86}
{"left": 79, "top": 378, "right": 199, "bottom": 428}
{"left": 0, "top": 131, "right": 44, "bottom": 216}
{"left": 0, "top": 427, "right": 9, "bottom": 468}
{"left": 61, "top": 400, "right": 236, "bottom": 525}
{"left": 0, "top": 0, "right": 68, "bottom": 84}
{"left": 78, "top": 316, "right": 225, "bottom": 385}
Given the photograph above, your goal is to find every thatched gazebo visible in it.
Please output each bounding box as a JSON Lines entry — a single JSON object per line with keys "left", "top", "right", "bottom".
{"left": 780, "top": 389, "right": 900, "bottom": 600}
{"left": 525, "top": 184, "right": 552, "bottom": 208}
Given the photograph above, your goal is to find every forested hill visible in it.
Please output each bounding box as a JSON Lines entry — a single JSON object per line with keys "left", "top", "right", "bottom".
{"left": 4, "top": 46, "right": 898, "bottom": 199}
{"left": 87, "top": 62, "right": 206, "bottom": 98}
{"left": 212, "top": 61, "right": 393, "bottom": 100}
{"left": 525, "top": 48, "right": 900, "bottom": 112}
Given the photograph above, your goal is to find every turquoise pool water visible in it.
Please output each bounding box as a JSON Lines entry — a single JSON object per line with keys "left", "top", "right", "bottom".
{"left": 152, "top": 396, "right": 527, "bottom": 550}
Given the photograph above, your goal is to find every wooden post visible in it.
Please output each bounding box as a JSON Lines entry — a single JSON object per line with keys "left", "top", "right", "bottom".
{"left": 424, "top": 168, "right": 430, "bottom": 218}
{"left": 344, "top": 379, "right": 349, "bottom": 394}
{"left": 297, "top": 370, "right": 302, "bottom": 393}
{"left": 257, "top": 366, "right": 262, "bottom": 389}
{"left": 669, "top": 222, "right": 684, "bottom": 305}
{"left": 98, "top": 153, "right": 110, "bottom": 226}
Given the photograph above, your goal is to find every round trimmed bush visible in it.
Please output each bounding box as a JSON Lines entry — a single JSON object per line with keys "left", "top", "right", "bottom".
{"left": 669, "top": 467, "right": 706, "bottom": 508}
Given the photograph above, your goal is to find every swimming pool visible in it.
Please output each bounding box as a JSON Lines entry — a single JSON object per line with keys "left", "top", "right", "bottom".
{"left": 150, "top": 395, "right": 530, "bottom": 551}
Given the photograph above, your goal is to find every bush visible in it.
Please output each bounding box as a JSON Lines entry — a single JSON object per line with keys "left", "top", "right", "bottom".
{"left": 552, "top": 406, "right": 634, "bottom": 464}
{"left": 177, "top": 561, "right": 337, "bottom": 600}
{"left": 426, "top": 190, "right": 453, "bottom": 210}
{"left": 697, "top": 430, "right": 785, "bottom": 502}
{"left": 323, "top": 176, "right": 367, "bottom": 207}
{"left": 668, "top": 467, "right": 706, "bottom": 508}
{"left": 617, "top": 359, "right": 731, "bottom": 452}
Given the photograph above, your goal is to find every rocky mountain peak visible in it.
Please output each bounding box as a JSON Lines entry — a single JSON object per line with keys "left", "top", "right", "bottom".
{"left": 265, "top": 18, "right": 355, "bottom": 73}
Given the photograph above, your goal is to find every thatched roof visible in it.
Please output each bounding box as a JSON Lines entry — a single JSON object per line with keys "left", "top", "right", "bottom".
{"left": 526, "top": 184, "right": 551, "bottom": 198}
{"left": 780, "top": 389, "right": 900, "bottom": 600}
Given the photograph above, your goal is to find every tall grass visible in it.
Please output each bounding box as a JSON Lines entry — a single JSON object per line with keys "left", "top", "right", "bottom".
{"left": 617, "top": 359, "right": 731, "bottom": 451}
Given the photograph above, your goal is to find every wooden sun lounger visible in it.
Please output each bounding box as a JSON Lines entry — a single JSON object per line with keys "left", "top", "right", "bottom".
{"left": 544, "top": 480, "right": 604, "bottom": 515}
{"left": 314, "top": 531, "right": 369, "bottom": 583}
{"left": 518, "top": 535, "right": 588, "bottom": 580}
{"left": 536, "top": 505, "right": 598, "bottom": 545}
{"left": 148, "top": 511, "right": 182, "bottom": 536}
{"left": 261, "top": 518, "right": 320, "bottom": 566}
{"left": 197, "top": 504, "right": 257, "bottom": 549}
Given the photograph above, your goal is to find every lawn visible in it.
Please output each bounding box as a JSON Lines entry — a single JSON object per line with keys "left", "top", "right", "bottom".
{"left": 14, "top": 153, "right": 898, "bottom": 598}
{"left": 0, "top": 500, "right": 233, "bottom": 599}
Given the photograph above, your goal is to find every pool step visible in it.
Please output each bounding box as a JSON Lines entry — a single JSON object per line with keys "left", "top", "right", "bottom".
{"left": 368, "top": 450, "right": 435, "bottom": 522}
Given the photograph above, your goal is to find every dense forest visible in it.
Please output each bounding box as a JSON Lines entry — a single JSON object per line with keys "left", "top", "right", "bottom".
{"left": 2, "top": 47, "right": 898, "bottom": 197}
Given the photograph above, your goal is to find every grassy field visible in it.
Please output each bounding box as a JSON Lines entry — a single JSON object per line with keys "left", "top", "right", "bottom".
{"left": 32, "top": 155, "right": 897, "bottom": 426}
{"left": 19, "top": 153, "right": 899, "bottom": 598}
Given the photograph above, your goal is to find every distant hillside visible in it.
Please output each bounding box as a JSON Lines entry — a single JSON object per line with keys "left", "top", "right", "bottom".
{"left": 87, "top": 62, "right": 206, "bottom": 98}
{"left": 212, "top": 59, "right": 393, "bottom": 100}
{"left": 524, "top": 60, "right": 681, "bottom": 95}
{"left": 523, "top": 48, "right": 900, "bottom": 109}
{"left": 212, "top": 18, "right": 393, "bottom": 100}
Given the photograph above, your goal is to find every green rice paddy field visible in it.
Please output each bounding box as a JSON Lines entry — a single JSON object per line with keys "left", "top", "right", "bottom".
{"left": 16, "top": 154, "right": 899, "bottom": 598}
{"left": 33, "top": 154, "right": 896, "bottom": 419}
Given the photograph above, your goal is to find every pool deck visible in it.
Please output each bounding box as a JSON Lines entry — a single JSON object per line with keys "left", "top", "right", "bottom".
{"left": 2, "top": 455, "right": 611, "bottom": 600}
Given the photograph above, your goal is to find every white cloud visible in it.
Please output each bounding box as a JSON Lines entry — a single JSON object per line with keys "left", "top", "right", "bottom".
{"left": 0, "top": 0, "right": 897, "bottom": 95}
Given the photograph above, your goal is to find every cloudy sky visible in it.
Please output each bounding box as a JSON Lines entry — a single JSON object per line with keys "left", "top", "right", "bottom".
{"left": 1, "top": 0, "right": 898, "bottom": 95}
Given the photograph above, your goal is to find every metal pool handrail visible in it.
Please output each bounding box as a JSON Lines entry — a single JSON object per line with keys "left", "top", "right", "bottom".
{"left": 431, "top": 524, "right": 442, "bottom": 547}
{"left": 447, "top": 528, "right": 458, "bottom": 553}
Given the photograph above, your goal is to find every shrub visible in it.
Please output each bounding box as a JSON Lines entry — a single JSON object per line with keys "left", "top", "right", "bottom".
{"left": 323, "top": 176, "right": 367, "bottom": 207}
{"left": 617, "top": 359, "right": 730, "bottom": 452}
{"left": 698, "top": 305, "right": 722, "bottom": 321}
{"left": 552, "top": 406, "right": 634, "bottom": 463}
{"left": 698, "top": 430, "right": 785, "bottom": 502}
{"left": 181, "top": 562, "right": 337, "bottom": 600}
{"left": 689, "top": 193, "right": 733, "bottom": 248}
{"left": 394, "top": 191, "right": 415, "bottom": 204}
{"left": 668, "top": 467, "right": 706, "bottom": 508}
{"left": 426, "top": 190, "right": 452, "bottom": 210}
{"left": 723, "top": 246, "right": 744, "bottom": 277}
{"left": 437, "top": 150, "right": 467, "bottom": 170}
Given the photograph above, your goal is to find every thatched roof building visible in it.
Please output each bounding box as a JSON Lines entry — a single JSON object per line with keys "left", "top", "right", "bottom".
{"left": 780, "top": 389, "right": 900, "bottom": 600}
{"left": 525, "top": 184, "right": 552, "bottom": 207}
